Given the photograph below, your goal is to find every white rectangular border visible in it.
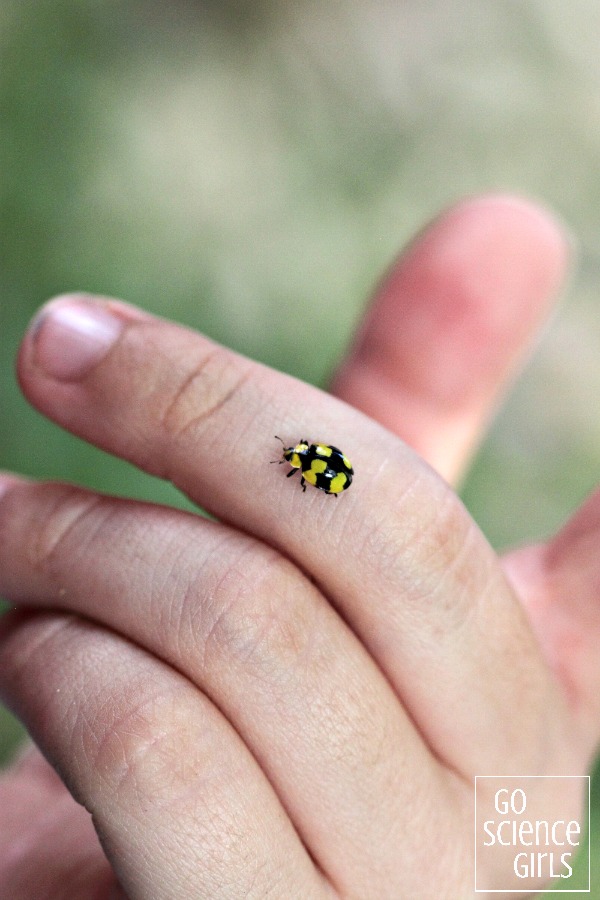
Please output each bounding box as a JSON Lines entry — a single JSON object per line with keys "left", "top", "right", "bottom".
{"left": 474, "top": 775, "right": 591, "bottom": 893}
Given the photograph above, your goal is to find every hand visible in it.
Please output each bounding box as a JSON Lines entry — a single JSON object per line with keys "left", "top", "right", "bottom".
{"left": 0, "top": 195, "right": 595, "bottom": 899}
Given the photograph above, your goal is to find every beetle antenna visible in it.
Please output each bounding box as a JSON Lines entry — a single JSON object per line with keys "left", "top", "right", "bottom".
{"left": 271, "top": 435, "right": 286, "bottom": 464}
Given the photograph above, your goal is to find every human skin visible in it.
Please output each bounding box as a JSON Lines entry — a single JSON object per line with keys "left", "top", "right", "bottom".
{"left": 0, "top": 194, "right": 598, "bottom": 898}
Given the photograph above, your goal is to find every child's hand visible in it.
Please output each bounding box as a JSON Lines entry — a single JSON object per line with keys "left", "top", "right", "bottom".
{"left": 1, "top": 196, "right": 594, "bottom": 899}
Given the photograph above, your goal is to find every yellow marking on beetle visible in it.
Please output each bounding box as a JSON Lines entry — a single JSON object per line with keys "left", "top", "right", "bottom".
{"left": 303, "top": 469, "right": 318, "bottom": 485}
{"left": 329, "top": 472, "right": 347, "bottom": 493}
{"left": 315, "top": 444, "right": 333, "bottom": 457}
{"left": 342, "top": 455, "right": 352, "bottom": 469}
{"left": 290, "top": 453, "right": 302, "bottom": 468}
{"left": 310, "top": 459, "right": 328, "bottom": 474}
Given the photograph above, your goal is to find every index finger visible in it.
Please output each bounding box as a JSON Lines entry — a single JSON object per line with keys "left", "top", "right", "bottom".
{"left": 16, "top": 294, "right": 562, "bottom": 775}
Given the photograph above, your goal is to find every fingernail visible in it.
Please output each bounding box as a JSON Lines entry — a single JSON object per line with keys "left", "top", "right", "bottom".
{"left": 30, "top": 296, "right": 124, "bottom": 381}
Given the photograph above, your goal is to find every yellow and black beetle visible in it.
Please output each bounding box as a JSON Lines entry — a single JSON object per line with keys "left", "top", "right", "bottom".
{"left": 274, "top": 437, "right": 353, "bottom": 496}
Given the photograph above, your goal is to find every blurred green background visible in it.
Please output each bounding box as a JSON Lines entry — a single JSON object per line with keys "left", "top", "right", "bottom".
{"left": 2, "top": 0, "right": 600, "bottom": 894}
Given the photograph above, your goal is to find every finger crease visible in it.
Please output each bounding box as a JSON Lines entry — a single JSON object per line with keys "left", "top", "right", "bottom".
{"left": 33, "top": 493, "right": 106, "bottom": 573}
{"left": 160, "top": 354, "right": 253, "bottom": 440}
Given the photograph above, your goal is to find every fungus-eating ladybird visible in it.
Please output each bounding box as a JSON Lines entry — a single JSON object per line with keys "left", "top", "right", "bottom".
{"left": 274, "top": 437, "right": 353, "bottom": 496}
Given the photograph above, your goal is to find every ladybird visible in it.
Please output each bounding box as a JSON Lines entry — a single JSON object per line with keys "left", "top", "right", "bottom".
{"left": 273, "top": 436, "right": 353, "bottom": 496}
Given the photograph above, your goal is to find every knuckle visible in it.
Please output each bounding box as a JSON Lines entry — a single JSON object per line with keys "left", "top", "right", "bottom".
{"left": 364, "top": 470, "right": 481, "bottom": 627}
{"left": 188, "top": 545, "right": 315, "bottom": 679}
{"left": 416, "top": 491, "right": 478, "bottom": 585}
{"left": 79, "top": 674, "right": 254, "bottom": 849}
{"left": 160, "top": 346, "right": 253, "bottom": 440}
{"left": 79, "top": 679, "right": 201, "bottom": 808}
